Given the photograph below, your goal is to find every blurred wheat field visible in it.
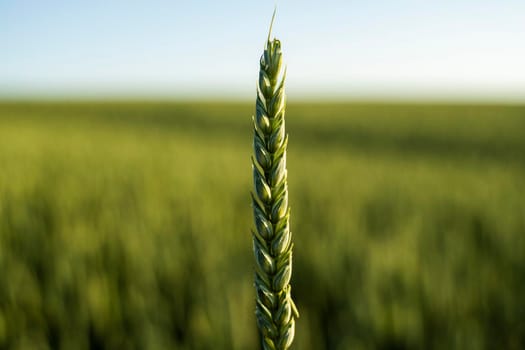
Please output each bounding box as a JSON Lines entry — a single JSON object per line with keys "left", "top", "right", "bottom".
{"left": 0, "top": 101, "right": 524, "bottom": 349}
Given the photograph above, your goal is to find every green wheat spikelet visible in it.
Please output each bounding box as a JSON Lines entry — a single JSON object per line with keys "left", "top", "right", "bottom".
{"left": 251, "top": 11, "right": 299, "bottom": 350}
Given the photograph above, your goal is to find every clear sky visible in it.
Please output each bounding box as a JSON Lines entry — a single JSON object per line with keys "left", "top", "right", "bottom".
{"left": 1, "top": 0, "right": 524, "bottom": 101}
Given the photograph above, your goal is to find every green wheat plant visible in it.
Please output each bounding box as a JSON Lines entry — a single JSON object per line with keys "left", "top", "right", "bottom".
{"left": 251, "top": 12, "right": 299, "bottom": 350}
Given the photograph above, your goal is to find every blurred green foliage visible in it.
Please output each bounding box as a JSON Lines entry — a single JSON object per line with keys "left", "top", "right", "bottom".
{"left": 0, "top": 101, "right": 524, "bottom": 349}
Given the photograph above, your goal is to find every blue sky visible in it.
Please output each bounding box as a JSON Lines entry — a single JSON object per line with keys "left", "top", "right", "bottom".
{"left": 1, "top": 0, "right": 524, "bottom": 100}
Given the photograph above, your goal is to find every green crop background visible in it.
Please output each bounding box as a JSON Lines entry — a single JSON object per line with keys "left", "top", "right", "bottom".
{"left": 0, "top": 102, "right": 524, "bottom": 349}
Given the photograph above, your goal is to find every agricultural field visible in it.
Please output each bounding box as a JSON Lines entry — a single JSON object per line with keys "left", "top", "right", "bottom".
{"left": 0, "top": 101, "right": 524, "bottom": 349}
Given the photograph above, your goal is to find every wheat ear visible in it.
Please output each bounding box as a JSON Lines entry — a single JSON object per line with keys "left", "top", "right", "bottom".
{"left": 251, "top": 12, "right": 299, "bottom": 350}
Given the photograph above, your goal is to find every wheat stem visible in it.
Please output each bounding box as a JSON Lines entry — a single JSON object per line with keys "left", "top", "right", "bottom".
{"left": 251, "top": 13, "right": 298, "bottom": 350}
